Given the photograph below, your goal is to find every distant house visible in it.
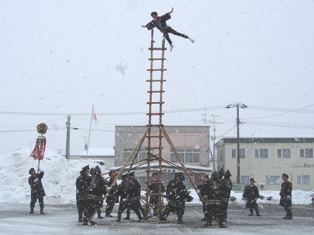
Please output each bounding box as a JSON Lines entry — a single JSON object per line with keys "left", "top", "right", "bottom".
{"left": 216, "top": 137, "right": 314, "bottom": 190}
{"left": 77, "top": 148, "right": 115, "bottom": 170}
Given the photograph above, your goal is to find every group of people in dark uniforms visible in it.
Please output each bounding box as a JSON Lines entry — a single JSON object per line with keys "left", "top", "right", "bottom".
{"left": 242, "top": 173, "right": 293, "bottom": 219}
{"left": 75, "top": 165, "right": 107, "bottom": 225}
{"left": 75, "top": 166, "right": 195, "bottom": 226}
{"left": 73, "top": 164, "right": 294, "bottom": 227}
{"left": 28, "top": 164, "right": 293, "bottom": 227}
{"left": 198, "top": 168, "right": 233, "bottom": 228}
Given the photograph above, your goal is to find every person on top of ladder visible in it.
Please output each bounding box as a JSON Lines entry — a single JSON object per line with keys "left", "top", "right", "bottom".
{"left": 142, "top": 7, "right": 195, "bottom": 51}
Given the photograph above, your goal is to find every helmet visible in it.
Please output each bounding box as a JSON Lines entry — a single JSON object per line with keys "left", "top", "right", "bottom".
{"left": 95, "top": 166, "right": 101, "bottom": 175}
{"left": 211, "top": 171, "right": 219, "bottom": 179}
{"left": 90, "top": 168, "right": 96, "bottom": 176}
{"left": 175, "top": 172, "right": 185, "bottom": 181}
{"left": 29, "top": 168, "right": 35, "bottom": 175}
{"left": 225, "top": 169, "right": 232, "bottom": 177}
{"left": 82, "top": 165, "right": 89, "bottom": 171}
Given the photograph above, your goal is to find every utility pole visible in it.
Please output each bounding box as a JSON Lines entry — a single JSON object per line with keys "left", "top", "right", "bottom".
{"left": 211, "top": 114, "right": 220, "bottom": 171}
{"left": 202, "top": 106, "right": 207, "bottom": 124}
{"left": 65, "top": 115, "right": 71, "bottom": 160}
{"left": 202, "top": 106, "right": 211, "bottom": 168}
{"left": 226, "top": 103, "right": 247, "bottom": 184}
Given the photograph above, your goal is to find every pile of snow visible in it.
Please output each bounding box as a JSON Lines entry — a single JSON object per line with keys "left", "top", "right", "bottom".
{"left": 0, "top": 148, "right": 312, "bottom": 205}
{"left": 0, "top": 147, "right": 106, "bottom": 205}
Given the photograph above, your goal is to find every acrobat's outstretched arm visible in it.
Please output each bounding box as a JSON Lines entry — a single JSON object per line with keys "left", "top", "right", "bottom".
{"left": 161, "top": 7, "right": 174, "bottom": 17}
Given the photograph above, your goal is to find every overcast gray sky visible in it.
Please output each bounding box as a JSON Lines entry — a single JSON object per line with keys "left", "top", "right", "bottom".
{"left": 1, "top": 0, "right": 314, "bottom": 155}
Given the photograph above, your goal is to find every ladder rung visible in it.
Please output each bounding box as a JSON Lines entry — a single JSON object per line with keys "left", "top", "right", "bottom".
{"left": 146, "top": 147, "right": 163, "bottom": 150}
{"left": 146, "top": 124, "right": 163, "bottom": 127}
{"left": 147, "top": 69, "right": 167, "bottom": 72}
{"left": 147, "top": 90, "right": 165, "bottom": 93}
{"left": 147, "top": 102, "right": 164, "bottom": 104}
{"left": 146, "top": 80, "right": 167, "bottom": 82}
{"left": 148, "top": 58, "right": 166, "bottom": 61}
{"left": 148, "top": 48, "right": 167, "bottom": 50}
{"left": 146, "top": 113, "right": 164, "bottom": 116}
{"left": 146, "top": 136, "right": 163, "bottom": 138}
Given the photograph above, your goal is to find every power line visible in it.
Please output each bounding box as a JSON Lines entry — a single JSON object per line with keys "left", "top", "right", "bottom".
{"left": 0, "top": 105, "right": 227, "bottom": 117}
{"left": 216, "top": 124, "right": 237, "bottom": 138}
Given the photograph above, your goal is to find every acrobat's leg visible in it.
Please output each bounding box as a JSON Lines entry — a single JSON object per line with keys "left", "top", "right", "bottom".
{"left": 167, "top": 27, "right": 194, "bottom": 43}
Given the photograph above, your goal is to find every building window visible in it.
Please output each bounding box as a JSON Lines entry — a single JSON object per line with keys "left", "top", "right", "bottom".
{"left": 283, "top": 149, "right": 291, "bottom": 158}
{"left": 266, "top": 176, "right": 280, "bottom": 185}
{"left": 297, "top": 175, "right": 310, "bottom": 185}
{"left": 123, "top": 148, "right": 147, "bottom": 162}
{"left": 241, "top": 176, "right": 249, "bottom": 185}
{"left": 278, "top": 149, "right": 291, "bottom": 158}
{"left": 300, "top": 148, "right": 313, "bottom": 158}
{"left": 305, "top": 148, "right": 313, "bottom": 158}
{"left": 232, "top": 149, "right": 245, "bottom": 158}
{"left": 255, "top": 149, "right": 268, "bottom": 158}
{"left": 170, "top": 148, "right": 200, "bottom": 163}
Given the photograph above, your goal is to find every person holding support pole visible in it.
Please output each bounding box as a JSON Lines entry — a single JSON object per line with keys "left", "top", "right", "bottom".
{"left": 29, "top": 123, "right": 48, "bottom": 215}
{"left": 28, "top": 167, "right": 46, "bottom": 214}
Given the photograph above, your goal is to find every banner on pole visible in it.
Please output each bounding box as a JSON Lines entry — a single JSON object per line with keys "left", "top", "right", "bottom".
{"left": 30, "top": 135, "right": 46, "bottom": 160}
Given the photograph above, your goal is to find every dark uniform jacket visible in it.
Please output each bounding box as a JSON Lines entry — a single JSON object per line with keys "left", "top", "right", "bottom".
{"left": 200, "top": 178, "right": 220, "bottom": 204}
{"left": 243, "top": 185, "right": 260, "bottom": 201}
{"left": 128, "top": 178, "right": 141, "bottom": 199}
{"left": 145, "top": 13, "right": 171, "bottom": 33}
{"left": 220, "top": 177, "right": 233, "bottom": 201}
{"left": 166, "top": 179, "right": 192, "bottom": 204}
{"left": 116, "top": 179, "right": 130, "bottom": 200}
{"left": 280, "top": 180, "right": 292, "bottom": 206}
{"left": 87, "top": 174, "right": 107, "bottom": 201}
{"left": 149, "top": 179, "right": 165, "bottom": 194}
{"left": 280, "top": 180, "right": 292, "bottom": 198}
{"left": 76, "top": 172, "right": 91, "bottom": 201}
{"left": 28, "top": 171, "right": 46, "bottom": 197}
{"left": 107, "top": 178, "right": 117, "bottom": 195}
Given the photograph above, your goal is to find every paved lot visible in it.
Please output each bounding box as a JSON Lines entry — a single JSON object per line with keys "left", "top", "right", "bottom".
{"left": 0, "top": 203, "right": 313, "bottom": 235}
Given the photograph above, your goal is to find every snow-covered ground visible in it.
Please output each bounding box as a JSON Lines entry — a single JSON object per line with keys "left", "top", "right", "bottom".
{"left": 0, "top": 147, "right": 312, "bottom": 206}
{"left": 0, "top": 148, "right": 313, "bottom": 235}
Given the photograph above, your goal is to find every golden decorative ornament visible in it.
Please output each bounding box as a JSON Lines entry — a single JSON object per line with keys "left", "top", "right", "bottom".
{"left": 36, "top": 123, "right": 48, "bottom": 135}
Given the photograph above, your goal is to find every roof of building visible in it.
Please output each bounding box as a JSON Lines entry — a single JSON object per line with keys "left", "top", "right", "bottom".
{"left": 115, "top": 125, "right": 210, "bottom": 133}
{"left": 216, "top": 137, "right": 314, "bottom": 147}
{"left": 111, "top": 162, "right": 212, "bottom": 172}
{"left": 79, "top": 148, "right": 115, "bottom": 157}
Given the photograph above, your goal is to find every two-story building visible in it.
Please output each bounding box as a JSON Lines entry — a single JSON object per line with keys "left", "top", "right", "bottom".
{"left": 114, "top": 125, "right": 212, "bottom": 188}
{"left": 216, "top": 137, "right": 314, "bottom": 190}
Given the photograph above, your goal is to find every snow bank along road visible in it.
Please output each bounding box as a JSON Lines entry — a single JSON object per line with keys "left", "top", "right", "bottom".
{"left": 0, "top": 203, "right": 313, "bottom": 235}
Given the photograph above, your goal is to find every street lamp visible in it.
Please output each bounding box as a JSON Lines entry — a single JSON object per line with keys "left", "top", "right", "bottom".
{"left": 226, "top": 103, "right": 247, "bottom": 184}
